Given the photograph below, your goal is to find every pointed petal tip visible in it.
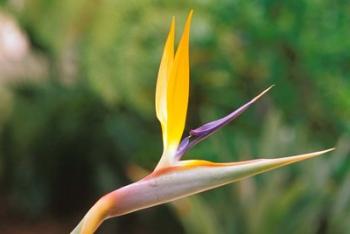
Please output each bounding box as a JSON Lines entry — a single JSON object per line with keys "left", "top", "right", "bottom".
{"left": 183, "top": 10, "right": 193, "bottom": 30}
{"left": 188, "top": 9, "right": 194, "bottom": 18}
{"left": 318, "top": 147, "right": 336, "bottom": 154}
{"left": 251, "top": 85, "right": 274, "bottom": 102}
{"left": 266, "top": 84, "right": 275, "bottom": 92}
{"left": 304, "top": 147, "right": 335, "bottom": 158}
{"left": 171, "top": 16, "right": 175, "bottom": 28}
{"left": 306, "top": 147, "right": 335, "bottom": 157}
{"left": 269, "top": 147, "right": 335, "bottom": 166}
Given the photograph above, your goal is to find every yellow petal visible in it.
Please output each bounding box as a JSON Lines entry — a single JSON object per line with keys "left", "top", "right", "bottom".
{"left": 166, "top": 10, "right": 193, "bottom": 148}
{"left": 156, "top": 17, "right": 175, "bottom": 148}
{"left": 156, "top": 11, "right": 193, "bottom": 168}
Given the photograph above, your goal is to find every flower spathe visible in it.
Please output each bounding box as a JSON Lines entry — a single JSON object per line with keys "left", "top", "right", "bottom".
{"left": 71, "top": 11, "right": 334, "bottom": 234}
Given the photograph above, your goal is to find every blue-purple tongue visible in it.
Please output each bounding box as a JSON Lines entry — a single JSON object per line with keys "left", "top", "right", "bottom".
{"left": 175, "top": 86, "right": 273, "bottom": 160}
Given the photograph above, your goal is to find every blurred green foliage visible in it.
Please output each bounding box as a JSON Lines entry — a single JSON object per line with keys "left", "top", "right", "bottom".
{"left": 0, "top": 0, "right": 349, "bottom": 233}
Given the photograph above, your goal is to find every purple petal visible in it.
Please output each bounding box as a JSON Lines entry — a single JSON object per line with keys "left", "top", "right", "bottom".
{"left": 175, "top": 136, "right": 190, "bottom": 159}
{"left": 175, "top": 86, "right": 273, "bottom": 160}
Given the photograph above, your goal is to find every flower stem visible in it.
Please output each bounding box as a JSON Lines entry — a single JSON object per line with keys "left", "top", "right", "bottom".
{"left": 71, "top": 195, "right": 112, "bottom": 234}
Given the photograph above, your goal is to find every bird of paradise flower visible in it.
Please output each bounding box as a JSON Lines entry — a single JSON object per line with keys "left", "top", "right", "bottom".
{"left": 71, "top": 11, "right": 334, "bottom": 234}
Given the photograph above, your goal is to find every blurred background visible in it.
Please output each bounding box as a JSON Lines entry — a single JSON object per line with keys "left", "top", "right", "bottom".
{"left": 0, "top": 0, "right": 349, "bottom": 233}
